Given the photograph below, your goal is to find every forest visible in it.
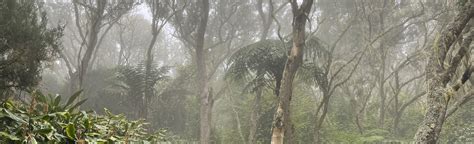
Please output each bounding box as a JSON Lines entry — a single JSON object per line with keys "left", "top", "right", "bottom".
{"left": 0, "top": 0, "right": 473, "bottom": 143}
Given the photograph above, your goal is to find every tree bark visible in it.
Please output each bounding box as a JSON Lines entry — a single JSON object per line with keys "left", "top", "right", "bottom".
{"left": 195, "top": 0, "right": 211, "bottom": 143}
{"left": 414, "top": 2, "right": 474, "bottom": 143}
{"left": 271, "top": 0, "right": 313, "bottom": 144}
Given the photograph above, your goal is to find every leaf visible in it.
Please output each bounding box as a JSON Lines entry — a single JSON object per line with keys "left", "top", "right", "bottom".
{"left": 84, "top": 118, "right": 91, "bottom": 131}
{"left": 48, "top": 112, "right": 68, "bottom": 119}
{"left": 29, "top": 137, "right": 38, "bottom": 144}
{"left": 67, "top": 99, "right": 87, "bottom": 112}
{"left": 31, "top": 114, "right": 49, "bottom": 120}
{"left": 65, "top": 90, "right": 83, "bottom": 108}
{"left": 85, "top": 132, "right": 100, "bottom": 137}
{"left": 0, "top": 131, "right": 20, "bottom": 141}
{"left": 53, "top": 95, "right": 61, "bottom": 107}
{"left": 109, "top": 136, "right": 118, "bottom": 141}
{"left": 104, "top": 108, "right": 112, "bottom": 117}
{"left": 3, "top": 109, "right": 27, "bottom": 123}
{"left": 33, "top": 128, "right": 53, "bottom": 135}
{"left": 2, "top": 100, "right": 14, "bottom": 110}
{"left": 65, "top": 123, "right": 76, "bottom": 140}
{"left": 35, "top": 91, "right": 47, "bottom": 103}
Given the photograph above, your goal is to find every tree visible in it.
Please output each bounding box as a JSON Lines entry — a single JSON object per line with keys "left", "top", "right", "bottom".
{"left": 109, "top": 64, "right": 169, "bottom": 119}
{"left": 226, "top": 39, "right": 287, "bottom": 143}
{"left": 70, "top": 0, "right": 137, "bottom": 91}
{"left": 270, "top": 0, "right": 313, "bottom": 143}
{"left": 112, "top": 14, "right": 151, "bottom": 66}
{"left": 141, "top": 0, "right": 176, "bottom": 120}
{"left": 171, "top": 0, "right": 211, "bottom": 143}
{"left": 414, "top": 1, "right": 474, "bottom": 143}
{"left": 171, "top": 0, "right": 251, "bottom": 142}
{"left": 0, "top": 0, "right": 62, "bottom": 98}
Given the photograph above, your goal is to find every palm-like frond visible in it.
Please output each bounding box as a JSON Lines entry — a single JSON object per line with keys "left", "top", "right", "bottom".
{"left": 298, "top": 36, "right": 327, "bottom": 84}
{"left": 104, "top": 62, "right": 169, "bottom": 100}
{"left": 227, "top": 36, "right": 326, "bottom": 89}
{"left": 226, "top": 37, "right": 326, "bottom": 93}
{"left": 226, "top": 39, "right": 287, "bottom": 84}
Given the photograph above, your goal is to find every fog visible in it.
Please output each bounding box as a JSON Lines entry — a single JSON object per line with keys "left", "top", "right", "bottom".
{"left": 1, "top": 0, "right": 474, "bottom": 143}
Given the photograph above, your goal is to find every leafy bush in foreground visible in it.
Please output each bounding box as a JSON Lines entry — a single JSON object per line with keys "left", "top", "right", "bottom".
{"left": 0, "top": 90, "right": 167, "bottom": 143}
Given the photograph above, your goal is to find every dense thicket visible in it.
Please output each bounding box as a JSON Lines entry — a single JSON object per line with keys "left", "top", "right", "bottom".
{"left": 0, "top": 0, "right": 62, "bottom": 98}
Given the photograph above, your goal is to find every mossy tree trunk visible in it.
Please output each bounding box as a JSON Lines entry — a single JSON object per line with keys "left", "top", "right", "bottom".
{"left": 414, "top": 1, "right": 474, "bottom": 143}
{"left": 270, "top": 0, "right": 313, "bottom": 143}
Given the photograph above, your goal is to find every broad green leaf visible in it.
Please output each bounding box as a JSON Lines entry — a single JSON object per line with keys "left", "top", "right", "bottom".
{"left": 84, "top": 118, "right": 91, "bottom": 131}
{"left": 33, "top": 128, "right": 53, "bottom": 134}
{"left": 2, "top": 100, "right": 14, "bottom": 110}
{"left": 85, "top": 132, "right": 100, "bottom": 137}
{"left": 0, "top": 131, "right": 20, "bottom": 141}
{"left": 65, "top": 123, "right": 76, "bottom": 140}
{"left": 67, "top": 99, "right": 87, "bottom": 112}
{"left": 31, "top": 114, "right": 49, "bottom": 120}
{"left": 3, "top": 109, "right": 27, "bottom": 123}
{"left": 48, "top": 112, "right": 68, "bottom": 119}
{"left": 53, "top": 94, "right": 61, "bottom": 107}
{"left": 65, "top": 90, "right": 83, "bottom": 108}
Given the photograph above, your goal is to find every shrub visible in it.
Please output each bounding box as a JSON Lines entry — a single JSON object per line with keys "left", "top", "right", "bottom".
{"left": 0, "top": 90, "right": 168, "bottom": 143}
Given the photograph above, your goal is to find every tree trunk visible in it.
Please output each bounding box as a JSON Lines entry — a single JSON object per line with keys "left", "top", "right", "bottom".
{"left": 256, "top": 0, "right": 273, "bottom": 41}
{"left": 271, "top": 1, "right": 313, "bottom": 144}
{"left": 248, "top": 86, "right": 262, "bottom": 144}
{"left": 414, "top": 2, "right": 474, "bottom": 143}
{"left": 117, "top": 30, "right": 126, "bottom": 65}
{"left": 141, "top": 27, "right": 159, "bottom": 119}
{"left": 313, "top": 91, "right": 329, "bottom": 143}
{"left": 248, "top": 1, "right": 274, "bottom": 141}
{"left": 196, "top": 0, "right": 211, "bottom": 143}
{"left": 377, "top": 0, "right": 388, "bottom": 129}
{"left": 77, "top": 0, "right": 106, "bottom": 89}
{"left": 393, "top": 112, "right": 402, "bottom": 135}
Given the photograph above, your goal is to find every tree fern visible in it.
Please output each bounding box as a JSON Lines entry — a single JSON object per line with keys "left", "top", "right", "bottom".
{"left": 226, "top": 36, "right": 325, "bottom": 94}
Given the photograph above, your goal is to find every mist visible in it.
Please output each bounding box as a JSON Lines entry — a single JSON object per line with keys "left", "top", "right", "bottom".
{"left": 1, "top": 0, "right": 474, "bottom": 143}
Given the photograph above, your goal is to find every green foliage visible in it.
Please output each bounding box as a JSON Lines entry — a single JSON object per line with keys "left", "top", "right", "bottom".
{"left": 0, "top": 0, "right": 63, "bottom": 97}
{"left": 226, "top": 37, "right": 325, "bottom": 93}
{"left": 81, "top": 64, "right": 169, "bottom": 119}
{"left": 440, "top": 101, "right": 474, "bottom": 143}
{"left": 0, "top": 90, "right": 168, "bottom": 143}
{"left": 111, "top": 64, "right": 169, "bottom": 100}
{"left": 226, "top": 39, "right": 287, "bottom": 90}
{"left": 325, "top": 128, "right": 392, "bottom": 144}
